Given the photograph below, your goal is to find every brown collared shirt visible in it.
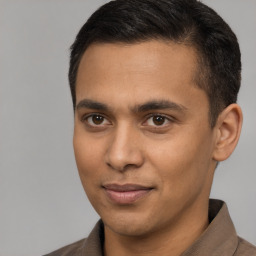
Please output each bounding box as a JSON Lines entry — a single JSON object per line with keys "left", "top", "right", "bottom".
{"left": 44, "top": 199, "right": 256, "bottom": 256}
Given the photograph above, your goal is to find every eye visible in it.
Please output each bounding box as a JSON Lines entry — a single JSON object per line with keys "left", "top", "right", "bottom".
{"left": 144, "top": 114, "right": 171, "bottom": 127}
{"left": 84, "top": 114, "right": 111, "bottom": 127}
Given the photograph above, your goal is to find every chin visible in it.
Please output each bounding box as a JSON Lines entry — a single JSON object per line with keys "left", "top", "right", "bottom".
{"left": 106, "top": 221, "right": 150, "bottom": 237}
{"left": 102, "top": 212, "right": 158, "bottom": 237}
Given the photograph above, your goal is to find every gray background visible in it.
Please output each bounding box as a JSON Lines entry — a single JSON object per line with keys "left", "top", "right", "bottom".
{"left": 0, "top": 0, "right": 255, "bottom": 255}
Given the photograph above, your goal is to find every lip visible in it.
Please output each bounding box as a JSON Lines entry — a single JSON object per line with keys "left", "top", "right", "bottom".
{"left": 103, "top": 184, "right": 153, "bottom": 204}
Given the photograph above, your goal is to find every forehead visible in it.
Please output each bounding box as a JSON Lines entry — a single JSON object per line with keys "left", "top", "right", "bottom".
{"left": 77, "top": 40, "right": 198, "bottom": 81}
{"left": 76, "top": 40, "right": 207, "bottom": 112}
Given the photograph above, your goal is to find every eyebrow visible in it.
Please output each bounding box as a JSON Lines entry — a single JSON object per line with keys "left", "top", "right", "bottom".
{"left": 76, "top": 98, "right": 187, "bottom": 113}
{"left": 133, "top": 99, "right": 188, "bottom": 113}
{"left": 76, "top": 99, "right": 109, "bottom": 111}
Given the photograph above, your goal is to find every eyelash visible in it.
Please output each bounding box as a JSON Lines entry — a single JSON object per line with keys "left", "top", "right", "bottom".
{"left": 81, "top": 113, "right": 174, "bottom": 129}
{"left": 82, "top": 113, "right": 111, "bottom": 127}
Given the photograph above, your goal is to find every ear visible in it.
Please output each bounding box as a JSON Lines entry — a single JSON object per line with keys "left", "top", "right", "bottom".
{"left": 213, "top": 104, "right": 243, "bottom": 162}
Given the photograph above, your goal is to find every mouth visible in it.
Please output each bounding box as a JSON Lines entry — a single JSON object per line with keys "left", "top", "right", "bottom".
{"left": 102, "top": 184, "right": 153, "bottom": 205}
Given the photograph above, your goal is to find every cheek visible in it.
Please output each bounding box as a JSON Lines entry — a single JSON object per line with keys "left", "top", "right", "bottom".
{"left": 73, "top": 132, "right": 104, "bottom": 183}
{"left": 148, "top": 130, "right": 213, "bottom": 196}
{"left": 73, "top": 133, "right": 107, "bottom": 210}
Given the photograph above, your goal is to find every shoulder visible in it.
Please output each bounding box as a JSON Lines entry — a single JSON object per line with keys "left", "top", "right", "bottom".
{"left": 43, "top": 220, "right": 104, "bottom": 256}
{"left": 43, "top": 238, "right": 86, "bottom": 256}
{"left": 234, "top": 237, "right": 256, "bottom": 256}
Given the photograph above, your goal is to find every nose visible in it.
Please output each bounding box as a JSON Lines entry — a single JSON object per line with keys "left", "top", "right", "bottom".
{"left": 105, "top": 124, "right": 144, "bottom": 172}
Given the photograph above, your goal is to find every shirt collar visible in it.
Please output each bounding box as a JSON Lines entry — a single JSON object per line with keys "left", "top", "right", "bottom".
{"left": 181, "top": 199, "right": 238, "bottom": 255}
{"left": 82, "top": 199, "right": 239, "bottom": 256}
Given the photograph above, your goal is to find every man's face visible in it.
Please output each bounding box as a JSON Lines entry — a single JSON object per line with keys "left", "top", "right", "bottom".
{"left": 73, "top": 40, "right": 217, "bottom": 237}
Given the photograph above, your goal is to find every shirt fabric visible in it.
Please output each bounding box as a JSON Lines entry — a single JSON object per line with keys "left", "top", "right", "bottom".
{"left": 44, "top": 199, "right": 256, "bottom": 256}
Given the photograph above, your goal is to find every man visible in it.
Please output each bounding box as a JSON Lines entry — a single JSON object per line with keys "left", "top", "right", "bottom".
{"left": 45, "top": 0, "right": 256, "bottom": 255}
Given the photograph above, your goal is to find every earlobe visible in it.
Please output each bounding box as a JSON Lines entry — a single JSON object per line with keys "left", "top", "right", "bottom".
{"left": 213, "top": 104, "right": 243, "bottom": 162}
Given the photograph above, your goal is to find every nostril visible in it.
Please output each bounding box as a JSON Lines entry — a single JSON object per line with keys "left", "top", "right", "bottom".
{"left": 106, "top": 161, "right": 141, "bottom": 172}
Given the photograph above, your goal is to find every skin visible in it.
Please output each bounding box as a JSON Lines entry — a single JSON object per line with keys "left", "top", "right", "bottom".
{"left": 73, "top": 40, "right": 242, "bottom": 256}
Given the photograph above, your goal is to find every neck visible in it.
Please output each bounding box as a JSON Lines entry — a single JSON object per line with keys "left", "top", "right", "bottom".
{"left": 104, "top": 202, "right": 209, "bottom": 256}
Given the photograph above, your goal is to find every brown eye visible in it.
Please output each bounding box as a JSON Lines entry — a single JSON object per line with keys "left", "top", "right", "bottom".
{"left": 85, "top": 114, "right": 110, "bottom": 127}
{"left": 143, "top": 114, "right": 171, "bottom": 127}
{"left": 152, "top": 116, "right": 166, "bottom": 126}
{"left": 92, "top": 115, "right": 104, "bottom": 125}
